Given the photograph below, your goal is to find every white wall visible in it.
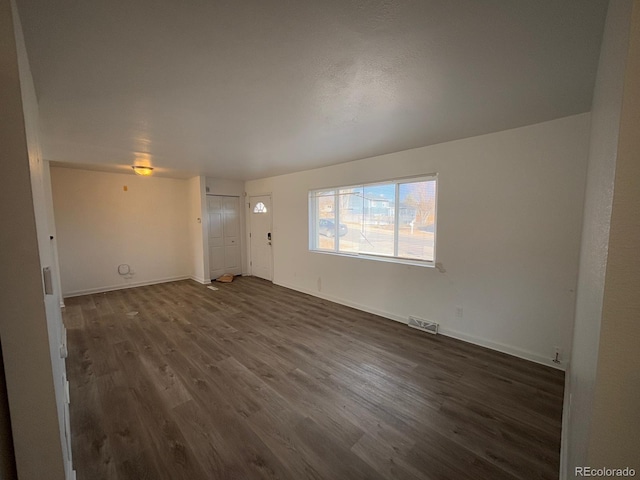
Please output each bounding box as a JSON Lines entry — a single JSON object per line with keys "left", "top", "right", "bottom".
{"left": 187, "top": 176, "right": 208, "bottom": 283}
{"left": 561, "top": 1, "right": 634, "bottom": 477}
{"left": 588, "top": 1, "right": 640, "bottom": 468}
{"left": 43, "top": 160, "right": 64, "bottom": 306}
{"left": 246, "top": 114, "right": 590, "bottom": 368}
{"left": 205, "top": 177, "right": 245, "bottom": 197}
{"left": 51, "top": 168, "right": 192, "bottom": 296}
{"left": 0, "top": 0, "right": 67, "bottom": 477}
{"left": 561, "top": 0, "right": 640, "bottom": 477}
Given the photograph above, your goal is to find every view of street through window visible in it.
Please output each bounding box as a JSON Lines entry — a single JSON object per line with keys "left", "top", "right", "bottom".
{"left": 312, "top": 178, "right": 436, "bottom": 262}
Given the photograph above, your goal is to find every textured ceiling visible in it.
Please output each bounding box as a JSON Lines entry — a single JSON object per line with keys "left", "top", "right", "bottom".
{"left": 16, "top": 0, "right": 608, "bottom": 180}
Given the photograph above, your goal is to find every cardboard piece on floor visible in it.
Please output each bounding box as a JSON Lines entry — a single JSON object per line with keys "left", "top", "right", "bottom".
{"left": 216, "top": 273, "right": 234, "bottom": 283}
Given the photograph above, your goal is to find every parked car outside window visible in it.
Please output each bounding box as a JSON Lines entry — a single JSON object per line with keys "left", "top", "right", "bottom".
{"left": 318, "top": 219, "right": 348, "bottom": 237}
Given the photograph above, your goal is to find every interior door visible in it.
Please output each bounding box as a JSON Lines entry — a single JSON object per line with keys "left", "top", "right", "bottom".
{"left": 222, "top": 197, "right": 241, "bottom": 274}
{"left": 31, "top": 163, "right": 74, "bottom": 477}
{"left": 208, "top": 196, "right": 225, "bottom": 280}
{"left": 208, "top": 195, "right": 242, "bottom": 280}
{"left": 250, "top": 195, "right": 273, "bottom": 281}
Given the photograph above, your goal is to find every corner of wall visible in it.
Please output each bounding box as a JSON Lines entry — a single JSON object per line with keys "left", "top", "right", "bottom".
{"left": 199, "top": 176, "right": 210, "bottom": 281}
{"left": 560, "top": 0, "right": 635, "bottom": 476}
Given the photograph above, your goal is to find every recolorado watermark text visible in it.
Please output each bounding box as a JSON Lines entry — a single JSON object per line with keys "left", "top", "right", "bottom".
{"left": 576, "top": 467, "right": 636, "bottom": 477}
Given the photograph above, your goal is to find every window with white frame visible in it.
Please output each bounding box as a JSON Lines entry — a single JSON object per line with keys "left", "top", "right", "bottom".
{"left": 309, "top": 175, "right": 437, "bottom": 264}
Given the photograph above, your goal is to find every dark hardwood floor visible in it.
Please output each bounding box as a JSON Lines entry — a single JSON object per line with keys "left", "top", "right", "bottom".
{"left": 63, "top": 276, "right": 564, "bottom": 480}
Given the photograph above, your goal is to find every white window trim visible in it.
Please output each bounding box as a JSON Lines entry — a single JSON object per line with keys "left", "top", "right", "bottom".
{"left": 308, "top": 174, "right": 438, "bottom": 267}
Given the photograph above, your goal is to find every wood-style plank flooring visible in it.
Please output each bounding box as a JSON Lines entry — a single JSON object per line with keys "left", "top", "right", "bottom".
{"left": 64, "top": 277, "right": 564, "bottom": 480}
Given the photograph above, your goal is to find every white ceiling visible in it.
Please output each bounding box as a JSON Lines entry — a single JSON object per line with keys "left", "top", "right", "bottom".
{"left": 16, "top": 0, "right": 608, "bottom": 180}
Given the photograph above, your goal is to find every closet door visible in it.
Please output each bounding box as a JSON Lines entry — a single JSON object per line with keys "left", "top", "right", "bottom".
{"left": 222, "top": 197, "right": 241, "bottom": 274}
{"left": 208, "top": 196, "right": 225, "bottom": 280}
{"left": 208, "top": 195, "right": 242, "bottom": 280}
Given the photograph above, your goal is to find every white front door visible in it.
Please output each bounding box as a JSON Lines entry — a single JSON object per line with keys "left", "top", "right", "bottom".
{"left": 208, "top": 196, "right": 241, "bottom": 280}
{"left": 250, "top": 195, "right": 272, "bottom": 281}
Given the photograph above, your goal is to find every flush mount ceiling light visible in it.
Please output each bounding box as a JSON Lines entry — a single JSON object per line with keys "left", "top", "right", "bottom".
{"left": 132, "top": 166, "right": 154, "bottom": 176}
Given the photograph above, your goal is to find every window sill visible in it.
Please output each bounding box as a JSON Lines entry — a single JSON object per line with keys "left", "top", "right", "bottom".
{"left": 309, "top": 249, "right": 435, "bottom": 268}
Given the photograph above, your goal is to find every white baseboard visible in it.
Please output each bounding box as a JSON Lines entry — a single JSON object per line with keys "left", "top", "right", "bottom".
{"left": 276, "top": 280, "right": 565, "bottom": 371}
{"left": 190, "top": 275, "right": 210, "bottom": 285}
{"left": 436, "top": 326, "right": 564, "bottom": 370}
{"left": 63, "top": 275, "right": 192, "bottom": 298}
{"left": 559, "top": 367, "right": 572, "bottom": 480}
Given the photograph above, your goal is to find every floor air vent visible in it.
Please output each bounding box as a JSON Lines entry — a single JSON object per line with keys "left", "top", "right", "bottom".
{"left": 408, "top": 316, "right": 439, "bottom": 335}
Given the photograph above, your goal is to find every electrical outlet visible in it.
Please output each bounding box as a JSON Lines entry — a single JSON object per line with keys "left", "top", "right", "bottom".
{"left": 455, "top": 306, "right": 463, "bottom": 318}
